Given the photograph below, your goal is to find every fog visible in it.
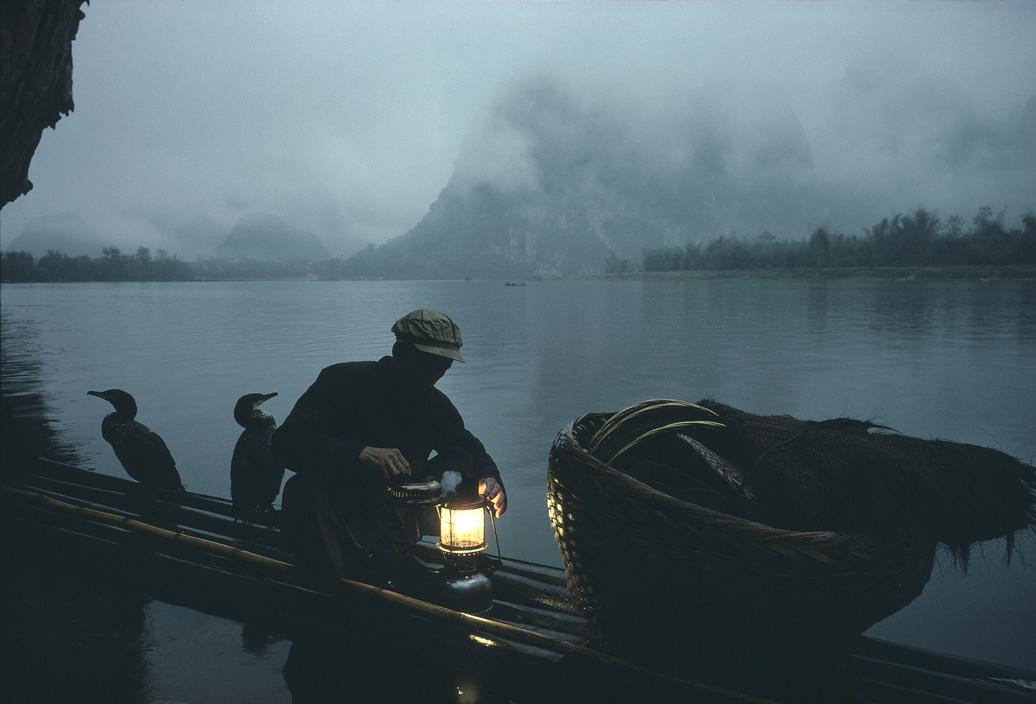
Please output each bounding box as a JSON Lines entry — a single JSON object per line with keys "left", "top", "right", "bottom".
{"left": 2, "top": 1, "right": 1034, "bottom": 258}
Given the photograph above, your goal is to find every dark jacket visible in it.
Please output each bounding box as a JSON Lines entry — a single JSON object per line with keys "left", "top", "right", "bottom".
{"left": 272, "top": 357, "right": 500, "bottom": 485}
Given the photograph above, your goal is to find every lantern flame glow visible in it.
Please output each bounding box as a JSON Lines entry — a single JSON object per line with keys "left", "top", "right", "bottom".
{"left": 439, "top": 502, "right": 486, "bottom": 553}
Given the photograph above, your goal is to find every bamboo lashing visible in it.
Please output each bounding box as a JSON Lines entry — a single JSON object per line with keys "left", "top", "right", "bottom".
{"left": 0, "top": 484, "right": 775, "bottom": 704}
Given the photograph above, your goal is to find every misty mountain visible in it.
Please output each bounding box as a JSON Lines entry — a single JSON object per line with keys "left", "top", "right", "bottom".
{"left": 214, "top": 213, "right": 331, "bottom": 261}
{"left": 6, "top": 213, "right": 109, "bottom": 257}
{"left": 333, "top": 71, "right": 1035, "bottom": 280}
{"left": 138, "top": 212, "right": 226, "bottom": 260}
{"left": 337, "top": 79, "right": 825, "bottom": 279}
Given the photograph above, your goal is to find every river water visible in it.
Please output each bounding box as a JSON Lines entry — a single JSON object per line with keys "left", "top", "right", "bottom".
{"left": 2, "top": 278, "right": 1035, "bottom": 700}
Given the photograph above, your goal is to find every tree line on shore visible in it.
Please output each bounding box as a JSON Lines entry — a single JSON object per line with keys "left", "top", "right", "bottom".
{"left": 3, "top": 207, "right": 1034, "bottom": 282}
{"left": 1, "top": 247, "right": 194, "bottom": 282}
{"left": 0, "top": 246, "right": 311, "bottom": 282}
{"left": 609, "top": 208, "right": 1036, "bottom": 273}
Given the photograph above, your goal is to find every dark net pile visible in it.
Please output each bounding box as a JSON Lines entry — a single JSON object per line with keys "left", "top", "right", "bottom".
{"left": 608, "top": 400, "right": 1035, "bottom": 564}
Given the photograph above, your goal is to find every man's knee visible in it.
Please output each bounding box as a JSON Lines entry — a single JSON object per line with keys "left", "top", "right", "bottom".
{"left": 281, "top": 473, "right": 321, "bottom": 551}
{"left": 282, "top": 472, "right": 317, "bottom": 516}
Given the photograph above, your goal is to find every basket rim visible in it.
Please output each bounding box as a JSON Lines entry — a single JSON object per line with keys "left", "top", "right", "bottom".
{"left": 551, "top": 414, "right": 893, "bottom": 546}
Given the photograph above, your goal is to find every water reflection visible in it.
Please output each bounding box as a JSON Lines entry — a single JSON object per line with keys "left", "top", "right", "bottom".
{"left": 0, "top": 312, "right": 79, "bottom": 470}
{"left": 283, "top": 631, "right": 505, "bottom": 704}
{"left": 1, "top": 541, "right": 151, "bottom": 704}
{"left": 241, "top": 622, "right": 280, "bottom": 657}
{"left": 2, "top": 311, "right": 149, "bottom": 703}
{"left": 278, "top": 624, "right": 712, "bottom": 704}
{"left": 2, "top": 278, "right": 1035, "bottom": 689}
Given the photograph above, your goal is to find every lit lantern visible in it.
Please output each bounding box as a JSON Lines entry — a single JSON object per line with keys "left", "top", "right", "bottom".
{"left": 437, "top": 498, "right": 493, "bottom": 613}
{"left": 438, "top": 499, "right": 487, "bottom": 555}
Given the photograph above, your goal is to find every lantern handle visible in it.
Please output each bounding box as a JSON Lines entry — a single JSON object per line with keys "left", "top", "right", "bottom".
{"left": 487, "top": 502, "right": 502, "bottom": 562}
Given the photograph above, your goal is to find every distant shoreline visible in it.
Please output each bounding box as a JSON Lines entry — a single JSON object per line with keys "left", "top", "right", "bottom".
{"left": 589, "top": 265, "right": 1036, "bottom": 281}
{"left": 3, "top": 265, "right": 1036, "bottom": 284}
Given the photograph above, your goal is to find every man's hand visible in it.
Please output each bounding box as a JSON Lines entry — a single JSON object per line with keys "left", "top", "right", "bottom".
{"left": 478, "top": 477, "right": 507, "bottom": 518}
{"left": 359, "top": 446, "right": 411, "bottom": 481}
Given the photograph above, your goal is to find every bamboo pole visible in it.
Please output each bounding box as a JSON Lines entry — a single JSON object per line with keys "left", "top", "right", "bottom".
{"left": 25, "top": 474, "right": 282, "bottom": 546}
{"left": 1, "top": 484, "right": 774, "bottom": 704}
{"left": 3, "top": 485, "right": 282, "bottom": 571}
{"left": 33, "top": 457, "right": 243, "bottom": 517}
{"left": 25, "top": 459, "right": 576, "bottom": 596}
{"left": 32, "top": 456, "right": 571, "bottom": 579}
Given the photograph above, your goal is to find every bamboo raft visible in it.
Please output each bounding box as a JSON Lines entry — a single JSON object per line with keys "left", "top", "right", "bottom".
{"left": 3, "top": 457, "right": 1034, "bottom": 703}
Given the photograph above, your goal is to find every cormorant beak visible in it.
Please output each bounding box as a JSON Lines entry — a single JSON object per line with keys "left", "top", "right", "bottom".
{"left": 86, "top": 390, "right": 108, "bottom": 401}
{"left": 255, "top": 392, "right": 278, "bottom": 407}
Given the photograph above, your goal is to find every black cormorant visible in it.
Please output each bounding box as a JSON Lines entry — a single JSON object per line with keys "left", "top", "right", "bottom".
{"left": 87, "top": 389, "right": 184, "bottom": 491}
{"left": 231, "top": 392, "right": 283, "bottom": 519}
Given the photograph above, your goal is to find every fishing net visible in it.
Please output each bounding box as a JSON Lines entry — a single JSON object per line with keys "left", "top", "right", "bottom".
{"left": 549, "top": 399, "right": 1034, "bottom": 675}
{"left": 601, "top": 399, "right": 1035, "bottom": 563}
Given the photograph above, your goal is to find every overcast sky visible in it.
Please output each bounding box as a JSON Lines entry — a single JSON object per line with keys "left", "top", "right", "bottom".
{"left": 2, "top": 1, "right": 1034, "bottom": 256}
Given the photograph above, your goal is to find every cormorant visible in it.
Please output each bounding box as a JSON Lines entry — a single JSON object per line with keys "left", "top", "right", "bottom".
{"left": 87, "top": 389, "right": 184, "bottom": 491}
{"left": 231, "top": 392, "right": 283, "bottom": 519}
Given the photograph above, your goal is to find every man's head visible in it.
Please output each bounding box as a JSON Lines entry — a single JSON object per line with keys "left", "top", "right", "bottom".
{"left": 390, "top": 309, "right": 464, "bottom": 389}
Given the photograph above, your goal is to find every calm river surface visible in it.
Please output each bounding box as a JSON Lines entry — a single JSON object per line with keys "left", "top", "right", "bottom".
{"left": 3, "top": 278, "right": 1035, "bottom": 700}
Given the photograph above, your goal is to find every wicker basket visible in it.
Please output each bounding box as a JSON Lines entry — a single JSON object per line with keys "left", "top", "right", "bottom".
{"left": 547, "top": 412, "right": 936, "bottom": 661}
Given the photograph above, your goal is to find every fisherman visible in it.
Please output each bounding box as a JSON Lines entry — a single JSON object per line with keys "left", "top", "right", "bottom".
{"left": 272, "top": 309, "right": 507, "bottom": 584}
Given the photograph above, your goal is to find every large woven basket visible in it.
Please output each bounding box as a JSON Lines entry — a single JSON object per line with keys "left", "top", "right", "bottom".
{"left": 547, "top": 412, "right": 936, "bottom": 662}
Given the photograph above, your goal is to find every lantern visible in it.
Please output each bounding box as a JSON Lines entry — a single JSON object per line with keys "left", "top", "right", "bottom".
{"left": 436, "top": 498, "right": 493, "bottom": 613}
{"left": 438, "top": 499, "right": 487, "bottom": 555}
{"left": 385, "top": 478, "right": 442, "bottom": 545}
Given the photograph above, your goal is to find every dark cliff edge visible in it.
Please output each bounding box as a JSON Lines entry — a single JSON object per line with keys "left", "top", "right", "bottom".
{"left": 0, "top": 0, "right": 88, "bottom": 208}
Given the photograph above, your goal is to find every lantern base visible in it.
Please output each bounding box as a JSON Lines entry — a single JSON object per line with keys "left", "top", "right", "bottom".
{"left": 439, "top": 548, "right": 484, "bottom": 574}
{"left": 436, "top": 569, "right": 493, "bottom": 614}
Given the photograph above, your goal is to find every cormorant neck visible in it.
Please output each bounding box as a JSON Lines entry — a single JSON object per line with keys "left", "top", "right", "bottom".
{"left": 114, "top": 403, "right": 137, "bottom": 421}
{"left": 111, "top": 403, "right": 135, "bottom": 420}
{"left": 237, "top": 410, "right": 271, "bottom": 428}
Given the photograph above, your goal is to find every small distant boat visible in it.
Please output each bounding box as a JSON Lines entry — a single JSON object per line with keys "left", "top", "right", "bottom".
{"left": 3, "top": 457, "right": 1034, "bottom": 703}
{"left": 504, "top": 281, "right": 527, "bottom": 287}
